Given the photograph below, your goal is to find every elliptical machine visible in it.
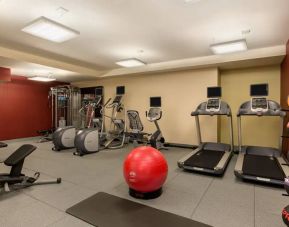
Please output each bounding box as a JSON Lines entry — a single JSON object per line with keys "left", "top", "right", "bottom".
{"left": 74, "top": 87, "right": 105, "bottom": 156}
{"left": 74, "top": 86, "right": 127, "bottom": 156}
{"left": 103, "top": 86, "right": 127, "bottom": 149}
{"left": 146, "top": 97, "right": 167, "bottom": 150}
{"left": 51, "top": 86, "right": 81, "bottom": 151}
{"left": 52, "top": 126, "right": 76, "bottom": 151}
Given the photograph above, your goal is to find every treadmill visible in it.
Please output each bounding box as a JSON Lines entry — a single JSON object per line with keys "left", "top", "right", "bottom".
{"left": 178, "top": 87, "right": 234, "bottom": 175}
{"left": 234, "top": 83, "right": 289, "bottom": 186}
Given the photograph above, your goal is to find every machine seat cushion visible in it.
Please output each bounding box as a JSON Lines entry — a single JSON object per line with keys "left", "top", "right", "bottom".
{"left": 4, "top": 144, "right": 36, "bottom": 166}
{"left": 127, "top": 110, "right": 144, "bottom": 131}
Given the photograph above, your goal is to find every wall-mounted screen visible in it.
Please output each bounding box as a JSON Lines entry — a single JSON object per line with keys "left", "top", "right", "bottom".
{"left": 150, "top": 97, "right": 161, "bottom": 107}
{"left": 250, "top": 84, "right": 268, "bottom": 96}
{"left": 207, "top": 87, "right": 222, "bottom": 98}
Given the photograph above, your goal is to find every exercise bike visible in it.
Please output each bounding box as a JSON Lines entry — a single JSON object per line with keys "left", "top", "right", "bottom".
{"left": 126, "top": 110, "right": 151, "bottom": 147}
{"left": 126, "top": 97, "right": 167, "bottom": 150}
{"left": 146, "top": 97, "right": 167, "bottom": 150}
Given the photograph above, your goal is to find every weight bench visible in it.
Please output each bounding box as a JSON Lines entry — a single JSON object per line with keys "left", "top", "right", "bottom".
{"left": 0, "top": 144, "right": 61, "bottom": 192}
{"left": 127, "top": 110, "right": 151, "bottom": 146}
{"left": 37, "top": 129, "right": 54, "bottom": 143}
{"left": 0, "top": 142, "right": 7, "bottom": 148}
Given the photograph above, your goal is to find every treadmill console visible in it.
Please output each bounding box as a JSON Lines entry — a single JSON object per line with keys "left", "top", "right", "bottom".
{"left": 251, "top": 97, "right": 268, "bottom": 112}
{"left": 206, "top": 98, "right": 220, "bottom": 112}
{"left": 206, "top": 87, "right": 221, "bottom": 112}
{"left": 250, "top": 84, "right": 268, "bottom": 112}
{"left": 147, "top": 107, "right": 162, "bottom": 121}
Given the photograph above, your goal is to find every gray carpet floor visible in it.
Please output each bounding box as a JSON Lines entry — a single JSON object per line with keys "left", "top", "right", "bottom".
{"left": 0, "top": 138, "right": 287, "bottom": 227}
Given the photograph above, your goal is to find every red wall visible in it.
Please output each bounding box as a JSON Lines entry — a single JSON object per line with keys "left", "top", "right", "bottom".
{"left": 0, "top": 75, "right": 66, "bottom": 140}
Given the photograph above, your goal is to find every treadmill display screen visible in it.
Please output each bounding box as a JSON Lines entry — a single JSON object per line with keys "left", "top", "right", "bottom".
{"left": 150, "top": 97, "right": 161, "bottom": 107}
{"left": 116, "top": 86, "right": 125, "bottom": 95}
{"left": 250, "top": 84, "right": 268, "bottom": 97}
{"left": 207, "top": 87, "right": 222, "bottom": 98}
{"left": 95, "top": 87, "right": 103, "bottom": 96}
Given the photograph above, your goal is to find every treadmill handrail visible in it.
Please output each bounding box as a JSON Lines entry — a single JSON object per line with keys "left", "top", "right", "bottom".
{"left": 237, "top": 100, "right": 286, "bottom": 117}
{"left": 191, "top": 101, "right": 232, "bottom": 116}
{"left": 237, "top": 99, "right": 285, "bottom": 153}
{"left": 191, "top": 100, "right": 234, "bottom": 151}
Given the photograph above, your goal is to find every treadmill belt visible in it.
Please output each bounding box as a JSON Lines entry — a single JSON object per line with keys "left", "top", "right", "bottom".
{"left": 242, "top": 154, "right": 285, "bottom": 181}
{"left": 66, "top": 192, "right": 212, "bottom": 227}
{"left": 184, "top": 149, "right": 225, "bottom": 170}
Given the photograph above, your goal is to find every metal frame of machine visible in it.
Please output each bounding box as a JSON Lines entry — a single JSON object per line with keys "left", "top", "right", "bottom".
{"left": 234, "top": 84, "right": 289, "bottom": 185}
{"left": 178, "top": 87, "right": 234, "bottom": 175}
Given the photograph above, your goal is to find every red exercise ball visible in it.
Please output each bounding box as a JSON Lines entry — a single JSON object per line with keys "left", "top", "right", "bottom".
{"left": 282, "top": 205, "right": 289, "bottom": 226}
{"left": 123, "top": 146, "right": 168, "bottom": 195}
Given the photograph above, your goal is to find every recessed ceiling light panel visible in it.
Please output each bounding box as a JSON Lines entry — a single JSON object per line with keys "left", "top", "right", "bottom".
{"left": 116, "top": 58, "right": 146, "bottom": 68}
{"left": 210, "top": 39, "right": 248, "bottom": 54}
{"left": 22, "top": 16, "right": 79, "bottom": 43}
{"left": 28, "top": 76, "right": 56, "bottom": 82}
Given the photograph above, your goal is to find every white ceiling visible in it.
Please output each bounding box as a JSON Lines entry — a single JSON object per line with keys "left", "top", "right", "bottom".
{"left": 0, "top": 0, "right": 288, "bottom": 80}
{"left": 0, "top": 56, "right": 93, "bottom": 82}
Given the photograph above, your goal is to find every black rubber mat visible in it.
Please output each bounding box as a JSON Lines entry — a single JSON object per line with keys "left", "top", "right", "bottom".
{"left": 184, "top": 149, "right": 225, "bottom": 169}
{"left": 242, "top": 154, "right": 285, "bottom": 181}
{"left": 66, "top": 192, "right": 212, "bottom": 227}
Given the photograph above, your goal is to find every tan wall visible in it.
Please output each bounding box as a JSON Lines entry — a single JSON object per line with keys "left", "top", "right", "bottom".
{"left": 220, "top": 66, "right": 281, "bottom": 148}
{"left": 73, "top": 68, "right": 219, "bottom": 145}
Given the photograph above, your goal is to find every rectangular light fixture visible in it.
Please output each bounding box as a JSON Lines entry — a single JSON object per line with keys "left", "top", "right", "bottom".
{"left": 28, "top": 76, "right": 56, "bottom": 82}
{"left": 116, "top": 58, "right": 146, "bottom": 68}
{"left": 22, "top": 16, "right": 80, "bottom": 43}
{"left": 210, "top": 39, "right": 247, "bottom": 54}
{"left": 184, "top": 0, "right": 202, "bottom": 3}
